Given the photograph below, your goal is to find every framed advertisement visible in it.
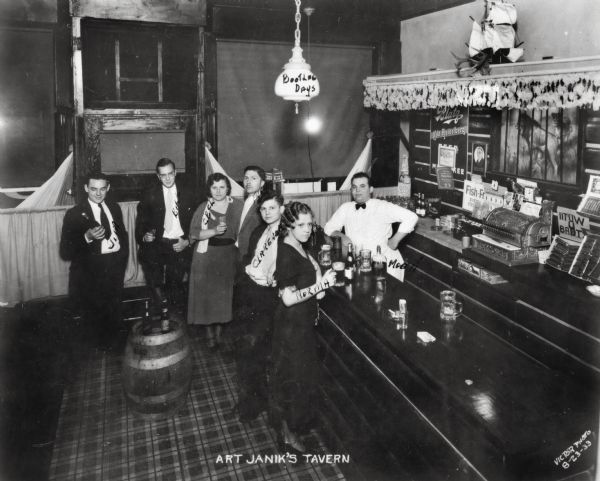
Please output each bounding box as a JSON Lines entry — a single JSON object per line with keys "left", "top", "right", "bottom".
{"left": 472, "top": 141, "right": 487, "bottom": 175}
{"left": 438, "top": 144, "right": 457, "bottom": 168}
{"left": 586, "top": 174, "right": 600, "bottom": 196}
{"left": 430, "top": 106, "right": 468, "bottom": 180}
{"left": 436, "top": 166, "right": 455, "bottom": 190}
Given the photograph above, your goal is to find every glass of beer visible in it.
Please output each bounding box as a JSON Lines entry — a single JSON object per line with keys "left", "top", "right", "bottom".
{"left": 440, "top": 290, "right": 463, "bottom": 321}
{"left": 359, "top": 249, "right": 372, "bottom": 273}
{"left": 318, "top": 244, "right": 332, "bottom": 268}
{"left": 332, "top": 261, "right": 345, "bottom": 286}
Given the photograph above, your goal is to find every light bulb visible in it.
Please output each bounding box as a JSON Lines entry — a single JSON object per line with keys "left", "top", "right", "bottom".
{"left": 305, "top": 116, "right": 322, "bottom": 134}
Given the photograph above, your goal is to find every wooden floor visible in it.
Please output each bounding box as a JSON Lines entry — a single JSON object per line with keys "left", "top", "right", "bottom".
{"left": 0, "top": 297, "right": 76, "bottom": 481}
{"left": 0, "top": 290, "right": 348, "bottom": 481}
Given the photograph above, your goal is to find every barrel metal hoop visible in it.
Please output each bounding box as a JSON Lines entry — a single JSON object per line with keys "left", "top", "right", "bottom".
{"left": 125, "top": 346, "right": 190, "bottom": 370}
{"left": 130, "top": 321, "right": 184, "bottom": 345}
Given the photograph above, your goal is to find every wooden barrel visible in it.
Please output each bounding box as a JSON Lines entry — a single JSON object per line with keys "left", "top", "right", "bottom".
{"left": 122, "top": 320, "right": 192, "bottom": 420}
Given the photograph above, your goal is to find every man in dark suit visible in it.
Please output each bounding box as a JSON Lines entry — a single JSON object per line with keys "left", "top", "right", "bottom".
{"left": 236, "top": 165, "right": 266, "bottom": 262}
{"left": 60, "top": 172, "right": 129, "bottom": 350}
{"left": 136, "top": 158, "right": 194, "bottom": 309}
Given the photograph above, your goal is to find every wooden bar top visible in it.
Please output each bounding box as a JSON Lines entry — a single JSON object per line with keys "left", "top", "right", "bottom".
{"left": 406, "top": 217, "right": 600, "bottom": 339}
{"left": 319, "top": 272, "right": 598, "bottom": 480}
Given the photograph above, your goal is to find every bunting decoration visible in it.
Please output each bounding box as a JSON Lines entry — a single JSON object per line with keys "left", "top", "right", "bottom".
{"left": 364, "top": 71, "right": 600, "bottom": 111}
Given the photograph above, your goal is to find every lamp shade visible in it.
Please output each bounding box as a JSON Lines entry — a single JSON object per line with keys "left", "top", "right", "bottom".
{"left": 274, "top": 46, "right": 320, "bottom": 102}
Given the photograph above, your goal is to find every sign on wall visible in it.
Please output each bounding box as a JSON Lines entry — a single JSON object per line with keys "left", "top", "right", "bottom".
{"left": 430, "top": 106, "right": 468, "bottom": 181}
{"left": 436, "top": 166, "right": 455, "bottom": 190}
{"left": 462, "top": 180, "right": 505, "bottom": 215}
{"left": 472, "top": 141, "right": 487, "bottom": 175}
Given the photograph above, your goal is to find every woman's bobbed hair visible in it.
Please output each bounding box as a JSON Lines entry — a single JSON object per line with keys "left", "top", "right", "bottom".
{"left": 278, "top": 201, "right": 313, "bottom": 237}
{"left": 256, "top": 190, "right": 284, "bottom": 210}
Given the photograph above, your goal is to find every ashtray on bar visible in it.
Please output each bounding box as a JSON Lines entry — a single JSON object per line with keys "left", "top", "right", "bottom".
{"left": 417, "top": 331, "right": 436, "bottom": 344}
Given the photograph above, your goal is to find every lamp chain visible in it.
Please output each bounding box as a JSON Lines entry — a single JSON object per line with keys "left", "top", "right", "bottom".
{"left": 294, "top": 0, "right": 302, "bottom": 47}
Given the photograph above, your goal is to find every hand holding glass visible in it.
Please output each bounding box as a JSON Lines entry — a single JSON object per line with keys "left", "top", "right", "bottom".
{"left": 216, "top": 216, "right": 227, "bottom": 235}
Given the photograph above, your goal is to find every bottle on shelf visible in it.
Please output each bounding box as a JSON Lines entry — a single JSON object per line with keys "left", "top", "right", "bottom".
{"left": 398, "top": 156, "right": 411, "bottom": 198}
{"left": 414, "top": 193, "right": 420, "bottom": 216}
{"left": 417, "top": 193, "right": 426, "bottom": 218}
{"left": 423, "top": 194, "right": 430, "bottom": 217}
{"left": 345, "top": 243, "right": 355, "bottom": 281}
{"left": 160, "top": 297, "right": 170, "bottom": 333}
{"left": 372, "top": 245, "right": 387, "bottom": 280}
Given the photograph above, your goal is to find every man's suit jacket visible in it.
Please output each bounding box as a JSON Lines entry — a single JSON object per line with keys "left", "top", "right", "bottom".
{"left": 135, "top": 182, "right": 195, "bottom": 249}
{"left": 60, "top": 200, "right": 129, "bottom": 298}
{"left": 135, "top": 183, "right": 195, "bottom": 245}
{"left": 237, "top": 201, "right": 264, "bottom": 264}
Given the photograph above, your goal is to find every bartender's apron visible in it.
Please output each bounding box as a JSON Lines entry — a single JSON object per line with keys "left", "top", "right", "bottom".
{"left": 382, "top": 245, "right": 406, "bottom": 282}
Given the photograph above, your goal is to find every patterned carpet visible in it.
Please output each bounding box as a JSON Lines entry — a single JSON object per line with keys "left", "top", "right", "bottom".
{"left": 49, "top": 326, "right": 346, "bottom": 481}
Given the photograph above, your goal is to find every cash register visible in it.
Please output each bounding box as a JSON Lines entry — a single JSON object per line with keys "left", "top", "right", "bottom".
{"left": 470, "top": 202, "right": 553, "bottom": 266}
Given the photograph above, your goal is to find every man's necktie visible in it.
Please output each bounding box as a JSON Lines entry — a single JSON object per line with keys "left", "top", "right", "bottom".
{"left": 99, "top": 203, "right": 111, "bottom": 239}
{"left": 172, "top": 190, "right": 179, "bottom": 218}
{"left": 355, "top": 203, "right": 366, "bottom": 210}
{"left": 165, "top": 188, "right": 174, "bottom": 233}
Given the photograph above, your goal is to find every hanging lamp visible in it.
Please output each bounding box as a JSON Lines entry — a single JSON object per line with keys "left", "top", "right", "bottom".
{"left": 274, "top": 0, "right": 320, "bottom": 114}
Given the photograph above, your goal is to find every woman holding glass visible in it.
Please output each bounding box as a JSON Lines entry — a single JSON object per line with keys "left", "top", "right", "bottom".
{"left": 187, "top": 173, "right": 242, "bottom": 347}
{"left": 271, "top": 202, "right": 336, "bottom": 454}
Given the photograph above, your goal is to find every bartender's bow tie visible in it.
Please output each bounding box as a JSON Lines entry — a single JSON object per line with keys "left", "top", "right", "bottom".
{"left": 355, "top": 203, "right": 366, "bottom": 210}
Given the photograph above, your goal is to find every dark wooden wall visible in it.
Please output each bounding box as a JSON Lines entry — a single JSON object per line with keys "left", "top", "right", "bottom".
{"left": 0, "top": 0, "right": 478, "bottom": 198}
{"left": 0, "top": 0, "right": 72, "bottom": 205}
{"left": 205, "top": 1, "right": 405, "bottom": 187}
{"left": 408, "top": 107, "right": 594, "bottom": 213}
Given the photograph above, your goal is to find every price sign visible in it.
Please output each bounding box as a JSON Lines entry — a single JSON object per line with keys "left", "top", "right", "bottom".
{"left": 462, "top": 180, "right": 504, "bottom": 213}
{"left": 557, "top": 207, "right": 589, "bottom": 242}
{"left": 436, "top": 166, "right": 455, "bottom": 190}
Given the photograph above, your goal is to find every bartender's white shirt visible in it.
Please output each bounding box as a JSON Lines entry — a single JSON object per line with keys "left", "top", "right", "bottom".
{"left": 324, "top": 198, "right": 418, "bottom": 253}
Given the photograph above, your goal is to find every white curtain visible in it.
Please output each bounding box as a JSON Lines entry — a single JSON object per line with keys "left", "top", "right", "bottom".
{"left": 204, "top": 146, "right": 245, "bottom": 197}
{"left": 16, "top": 152, "right": 75, "bottom": 210}
{"left": 0, "top": 201, "right": 145, "bottom": 307}
{"left": 339, "top": 139, "right": 372, "bottom": 191}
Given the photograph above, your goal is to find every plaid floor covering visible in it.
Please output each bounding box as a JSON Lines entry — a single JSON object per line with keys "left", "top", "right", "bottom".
{"left": 49, "top": 326, "right": 346, "bottom": 481}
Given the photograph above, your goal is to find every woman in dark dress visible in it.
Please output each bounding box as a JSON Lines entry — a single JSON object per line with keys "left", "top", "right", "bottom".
{"left": 232, "top": 190, "right": 284, "bottom": 423}
{"left": 271, "top": 202, "right": 336, "bottom": 453}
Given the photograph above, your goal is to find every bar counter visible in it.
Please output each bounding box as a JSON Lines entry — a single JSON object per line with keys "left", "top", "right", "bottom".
{"left": 316, "top": 271, "right": 598, "bottom": 481}
{"left": 402, "top": 217, "right": 600, "bottom": 381}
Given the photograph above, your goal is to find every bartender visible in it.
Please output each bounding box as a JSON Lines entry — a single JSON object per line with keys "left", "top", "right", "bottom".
{"left": 323, "top": 172, "right": 418, "bottom": 281}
